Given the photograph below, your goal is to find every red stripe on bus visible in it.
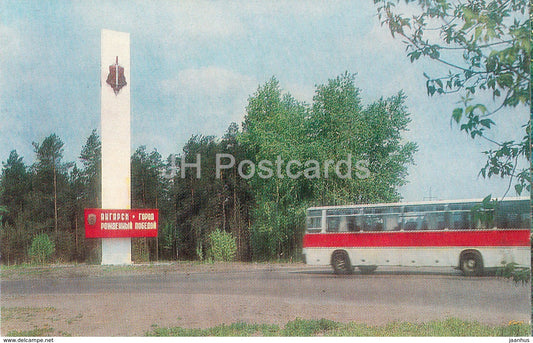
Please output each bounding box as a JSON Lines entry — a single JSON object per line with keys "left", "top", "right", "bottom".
{"left": 302, "top": 230, "right": 530, "bottom": 248}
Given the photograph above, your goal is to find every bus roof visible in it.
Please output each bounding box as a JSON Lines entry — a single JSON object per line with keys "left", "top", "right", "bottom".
{"left": 307, "top": 196, "right": 530, "bottom": 211}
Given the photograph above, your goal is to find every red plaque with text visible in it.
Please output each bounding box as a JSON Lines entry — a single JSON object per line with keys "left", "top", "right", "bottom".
{"left": 84, "top": 209, "right": 158, "bottom": 238}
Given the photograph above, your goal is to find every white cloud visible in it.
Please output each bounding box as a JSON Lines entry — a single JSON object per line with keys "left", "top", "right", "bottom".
{"left": 235, "top": 1, "right": 348, "bottom": 18}
{"left": 163, "top": 66, "right": 256, "bottom": 97}
{"left": 0, "top": 24, "right": 21, "bottom": 61}
{"left": 71, "top": 1, "right": 246, "bottom": 40}
{"left": 159, "top": 67, "right": 257, "bottom": 137}
{"left": 358, "top": 20, "right": 404, "bottom": 56}
{"left": 283, "top": 82, "right": 315, "bottom": 104}
{"left": 172, "top": 1, "right": 245, "bottom": 39}
{"left": 0, "top": 24, "right": 22, "bottom": 99}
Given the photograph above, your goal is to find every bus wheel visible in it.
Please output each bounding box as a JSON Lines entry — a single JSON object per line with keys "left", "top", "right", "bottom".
{"left": 460, "top": 252, "right": 483, "bottom": 276}
{"left": 358, "top": 266, "right": 377, "bottom": 274}
{"left": 331, "top": 251, "right": 352, "bottom": 275}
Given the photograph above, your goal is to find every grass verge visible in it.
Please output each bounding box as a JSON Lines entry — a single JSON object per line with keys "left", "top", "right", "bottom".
{"left": 147, "top": 318, "right": 530, "bottom": 337}
{"left": 1, "top": 306, "right": 56, "bottom": 321}
{"left": 6, "top": 327, "right": 55, "bottom": 337}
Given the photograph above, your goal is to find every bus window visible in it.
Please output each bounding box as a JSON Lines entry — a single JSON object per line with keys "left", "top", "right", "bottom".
{"left": 403, "top": 219, "right": 418, "bottom": 230}
{"left": 417, "top": 207, "right": 427, "bottom": 230}
{"left": 400, "top": 213, "right": 419, "bottom": 230}
{"left": 496, "top": 212, "right": 509, "bottom": 228}
{"left": 387, "top": 207, "right": 401, "bottom": 214}
{"left": 443, "top": 211, "right": 451, "bottom": 229}
{"left": 508, "top": 213, "right": 521, "bottom": 228}
{"left": 451, "top": 211, "right": 470, "bottom": 229}
{"left": 354, "top": 215, "right": 365, "bottom": 231}
{"left": 383, "top": 214, "right": 400, "bottom": 231}
{"left": 308, "top": 209, "right": 322, "bottom": 217}
{"left": 421, "top": 212, "right": 445, "bottom": 230}
{"left": 495, "top": 200, "right": 530, "bottom": 229}
{"left": 471, "top": 209, "right": 495, "bottom": 229}
{"left": 450, "top": 203, "right": 469, "bottom": 211}
{"left": 359, "top": 216, "right": 372, "bottom": 231}
{"left": 428, "top": 212, "right": 449, "bottom": 230}
{"left": 374, "top": 217, "right": 384, "bottom": 231}
{"left": 346, "top": 216, "right": 360, "bottom": 232}
{"left": 306, "top": 216, "right": 322, "bottom": 233}
{"left": 327, "top": 217, "right": 340, "bottom": 232}
{"left": 403, "top": 206, "right": 413, "bottom": 214}
{"left": 364, "top": 216, "right": 383, "bottom": 231}
{"left": 521, "top": 214, "right": 530, "bottom": 228}
{"left": 338, "top": 217, "right": 349, "bottom": 232}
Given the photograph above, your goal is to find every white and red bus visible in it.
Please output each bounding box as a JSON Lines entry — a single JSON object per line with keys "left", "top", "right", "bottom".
{"left": 302, "top": 197, "right": 530, "bottom": 276}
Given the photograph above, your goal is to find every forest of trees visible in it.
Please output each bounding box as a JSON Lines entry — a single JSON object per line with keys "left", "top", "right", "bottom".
{"left": 0, "top": 73, "right": 417, "bottom": 264}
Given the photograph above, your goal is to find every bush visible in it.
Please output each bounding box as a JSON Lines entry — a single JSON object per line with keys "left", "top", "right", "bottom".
{"left": 207, "top": 229, "right": 237, "bottom": 262}
{"left": 496, "top": 263, "right": 530, "bottom": 285}
{"left": 282, "top": 318, "right": 341, "bottom": 336}
{"left": 28, "top": 233, "right": 55, "bottom": 264}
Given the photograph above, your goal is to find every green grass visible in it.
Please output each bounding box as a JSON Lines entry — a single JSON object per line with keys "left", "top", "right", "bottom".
{"left": 1, "top": 306, "right": 56, "bottom": 321}
{"left": 2, "top": 307, "right": 72, "bottom": 337}
{"left": 0, "top": 263, "right": 50, "bottom": 273}
{"left": 146, "top": 318, "right": 530, "bottom": 337}
{"left": 6, "top": 327, "right": 55, "bottom": 337}
{"left": 148, "top": 322, "right": 280, "bottom": 336}
{"left": 1, "top": 263, "right": 35, "bottom": 270}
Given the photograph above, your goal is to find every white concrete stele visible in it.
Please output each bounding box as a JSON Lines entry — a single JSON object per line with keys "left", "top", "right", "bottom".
{"left": 100, "top": 29, "right": 131, "bottom": 265}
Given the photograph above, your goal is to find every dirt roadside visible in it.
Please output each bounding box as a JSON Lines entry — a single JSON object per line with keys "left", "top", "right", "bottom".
{"left": 1, "top": 262, "right": 314, "bottom": 336}
{"left": 1, "top": 261, "right": 281, "bottom": 280}
{"left": 1, "top": 262, "right": 530, "bottom": 336}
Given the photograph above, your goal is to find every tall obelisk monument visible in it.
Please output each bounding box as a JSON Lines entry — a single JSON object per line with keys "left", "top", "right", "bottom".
{"left": 100, "top": 29, "right": 131, "bottom": 265}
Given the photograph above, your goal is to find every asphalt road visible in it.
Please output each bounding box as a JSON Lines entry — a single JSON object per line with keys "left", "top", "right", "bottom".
{"left": 1, "top": 265, "right": 530, "bottom": 336}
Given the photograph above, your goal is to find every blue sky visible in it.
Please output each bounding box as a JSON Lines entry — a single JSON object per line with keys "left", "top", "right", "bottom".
{"left": 0, "top": 1, "right": 528, "bottom": 202}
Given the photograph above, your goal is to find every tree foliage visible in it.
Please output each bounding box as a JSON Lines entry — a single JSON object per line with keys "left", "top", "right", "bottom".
{"left": 241, "top": 73, "right": 416, "bottom": 260}
{"left": 170, "top": 130, "right": 253, "bottom": 261}
{"left": 0, "top": 151, "right": 30, "bottom": 224}
{"left": 79, "top": 129, "right": 101, "bottom": 208}
{"left": 0, "top": 133, "right": 102, "bottom": 264}
{"left": 131, "top": 146, "right": 170, "bottom": 261}
{"left": 374, "top": 0, "right": 530, "bottom": 196}
{"left": 32, "top": 134, "right": 72, "bottom": 240}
